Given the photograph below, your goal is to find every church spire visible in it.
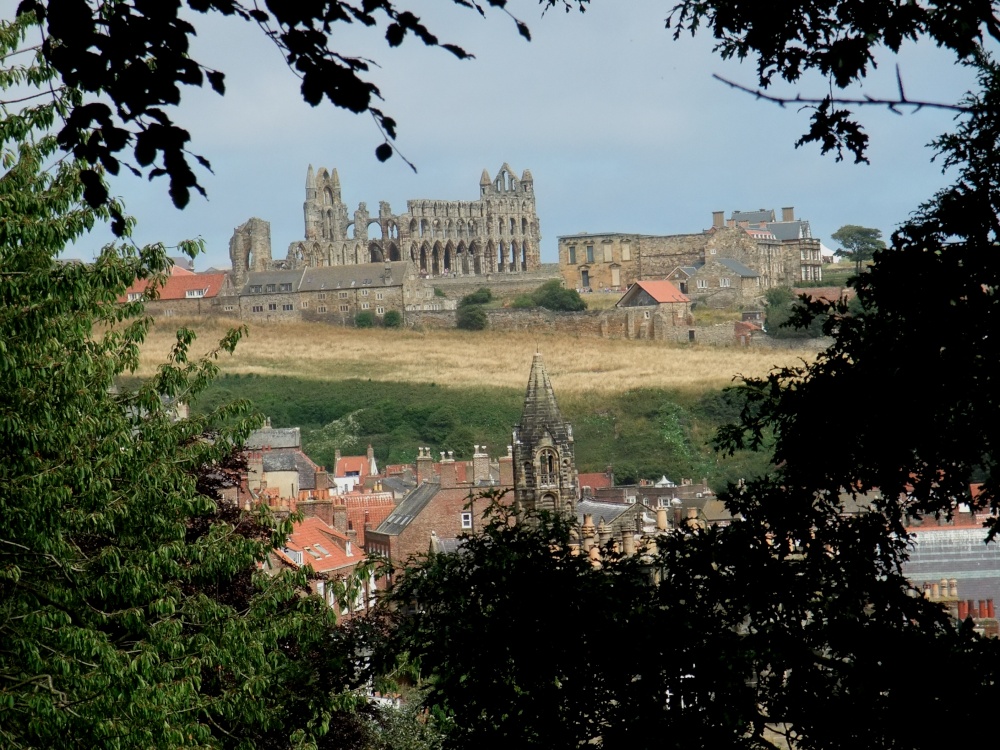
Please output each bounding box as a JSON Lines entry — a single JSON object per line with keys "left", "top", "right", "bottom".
{"left": 521, "top": 352, "right": 565, "bottom": 429}
{"left": 512, "top": 353, "right": 578, "bottom": 518}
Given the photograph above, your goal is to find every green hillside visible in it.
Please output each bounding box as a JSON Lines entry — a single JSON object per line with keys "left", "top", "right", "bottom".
{"left": 191, "top": 374, "right": 771, "bottom": 492}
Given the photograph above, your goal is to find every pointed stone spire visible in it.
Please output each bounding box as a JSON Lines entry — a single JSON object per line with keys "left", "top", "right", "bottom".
{"left": 331, "top": 167, "right": 340, "bottom": 188}
{"left": 480, "top": 168, "right": 491, "bottom": 186}
{"left": 306, "top": 164, "right": 316, "bottom": 189}
{"left": 521, "top": 168, "right": 533, "bottom": 182}
{"left": 520, "top": 352, "right": 566, "bottom": 429}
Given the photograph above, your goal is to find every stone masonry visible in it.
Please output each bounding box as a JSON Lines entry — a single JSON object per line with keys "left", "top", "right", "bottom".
{"left": 229, "top": 163, "right": 542, "bottom": 288}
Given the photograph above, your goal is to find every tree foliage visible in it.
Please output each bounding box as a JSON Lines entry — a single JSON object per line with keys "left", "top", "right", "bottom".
{"left": 356, "top": 310, "right": 376, "bottom": 328}
{"left": 13, "top": 0, "right": 587, "bottom": 214}
{"left": 0, "top": 16, "right": 376, "bottom": 747}
{"left": 384, "top": 7, "right": 1000, "bottom": 750}
{"left": 763, "top": 286, "right": 825, "bottom": 339}
{"left": 831, "top": 224, "right": 885, "bottom": 275}
{"left": 667, "top": 0, "right": 1000, "bottom": 162}
{"left": 512, "top": 279, "right": 586, "bottom": 311}
{"left": 383, "top": 309, "right": 403, "bottom": 328}
{"left": 457, "top": 287, "right": 493, "bottom": 307}
{"left": 455, "top": 303, "right": 487, "bottom": 331}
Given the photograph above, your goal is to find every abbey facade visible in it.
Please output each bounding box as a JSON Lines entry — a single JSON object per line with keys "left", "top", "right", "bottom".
{"left": 229, "top": 163, "right": 541, "bottom": 289}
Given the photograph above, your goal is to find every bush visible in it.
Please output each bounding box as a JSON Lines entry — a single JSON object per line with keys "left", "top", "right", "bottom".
{"left": 433, "top": 287, "right": 446, "bottom": 298}
{"left": 764, "top": 287, "right": 825, "bottom": 338}
{"left": 456, "top": 304, "right": 487, "bottom": 330}
{"left": 355, "top": 311, "right": 375, "bottom": 328}
{"left": 459, "top": 287, "right": 493, "bottom": 307}
{"left": 532, "top": 279, "right": 586, "bottom": 312}
{"left": 383, "top": 309, "right": 402, "bottom": 328}
{"left": 510, "top": 294, "right": 534, "bottom": 309}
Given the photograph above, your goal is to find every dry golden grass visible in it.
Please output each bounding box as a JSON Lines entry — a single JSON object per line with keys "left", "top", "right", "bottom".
{"left": 134, "top": 317, "right": 815, "bottom": 395}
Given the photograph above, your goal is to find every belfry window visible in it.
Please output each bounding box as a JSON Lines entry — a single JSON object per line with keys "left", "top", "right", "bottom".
{"left": 538, "top": 448, "right": 557, "bottom": 485}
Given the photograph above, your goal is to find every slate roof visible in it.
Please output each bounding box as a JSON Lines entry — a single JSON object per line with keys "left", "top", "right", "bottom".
{"left": 767, "top": 220, "right": 811, "bottom": 241}
{"left": 240, "top": 269, "right": 306, "bottom": 293}
{"left": 245, "top": 426, "right": 302, "bottom": 450}
{"left": 380, "top": 475, "right": 415, "bottom": 497}
{"left": 262, "top": 452, "right": 298, "bottom": 472}
{"left": 577, "top": 499, "right": 633, "bottom": 526}
{"left": 732, "top": 209, "right": 775, "bottom": 224}
{"left": 299, "top": 261, "right": 410, "bottom": 292}
{"left": 716, "top": 258, "right": 759, "bottom": 278}
{"left": 374, "top": 482, "right": 440, "bottom": 536}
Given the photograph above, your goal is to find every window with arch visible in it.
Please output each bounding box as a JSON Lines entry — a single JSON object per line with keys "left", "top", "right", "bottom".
{"left": 538, "top": 448, "right": 557, "bottom": 485}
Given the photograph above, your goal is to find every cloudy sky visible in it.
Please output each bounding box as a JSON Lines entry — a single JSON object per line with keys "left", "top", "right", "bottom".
{"left": 75, "top": 0, "right": 977, "bottom": 268}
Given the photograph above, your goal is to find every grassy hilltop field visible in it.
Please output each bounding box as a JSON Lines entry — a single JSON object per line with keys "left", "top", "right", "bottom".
{"left": 137, "top": 319, "right": 813, "bottom": 488}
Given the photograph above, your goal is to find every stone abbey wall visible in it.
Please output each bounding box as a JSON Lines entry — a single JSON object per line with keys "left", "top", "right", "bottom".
{"left": 229, "top": 163, "right": 542, "bottom": 289}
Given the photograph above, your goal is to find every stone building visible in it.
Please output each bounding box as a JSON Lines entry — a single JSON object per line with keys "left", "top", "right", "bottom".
{"left": 667, "top": 257, "right": 761, "bottom": 309}
{"left": 229, "top": 163, "right": 541, "bottom": 289}
{"left": 558, "top": 207, "right": 822, "bottom": 301}
{"left": 225, "top": 260, "right": 429, "bottom": 324}
{"left": 512, "top": 352, "right": 579, "bottom": 517}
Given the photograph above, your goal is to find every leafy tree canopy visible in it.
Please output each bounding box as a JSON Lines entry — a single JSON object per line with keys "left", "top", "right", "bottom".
{"left": 0, "top": 15, "right": 376, "bottom": 747}
{"left": 516, "top": 279, "right": 587, "bottom": 311}
{"left": 458, "top": 287, "right": 493, "bottom": 307}
{"left": 831, "top": 224, "right": 886, "bottom": 274}
{"left": 12, "top": 0, "right": 586, "bottom": 215}
{"left": 455, "top": 303, "right": 487, "bottom": 330}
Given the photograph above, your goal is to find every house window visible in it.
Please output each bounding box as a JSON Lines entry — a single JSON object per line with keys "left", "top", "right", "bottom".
{"left": 339, "top": 291, "right": 348, "bottom": 299}
{"left": 223, "top": 305, "right": 235, "bottom": 312}
{"left": 581, "top": 269, "right": 590, "bottom": 288}
{"left": 362, "top": 302, "right": 370, "bottom": 309}
{"left": 644, "top": 310, "right": 650, "bottom": 319}
{"left": 622, "top": 242, "right": 631, "bottom": 261}
{"left": 696, "top": 279, "right": 708, "bottom": 289}
{"left": 461, "top": 512, "right": 473, "bottom": 529}
{"left": 710, "top": 247, "right": 717, "bottom": 255}
{"left": 603, "top": 244, "right": 613, "bottom": 262}
{"left": 318, "top": 293, "right": 327, "bottom": 300}
{"left": 266, "top": 284, "right": 276, "bottom": 292}
{"left": 361, "top": 289, "right": 369, "bottom": 296}
{"left": 252, "top": 305, "right": 264, "bottom": 313}
{"left": 185, "top": 288, "right": 205, "bottom": 298}
{"left": 376, "top": 306, "right": 385, "bottom": 315}
{"left": 317, "top": 306, "right": 327, "bottom": 313}
{"left": 127, "top": 292, "right": 142, "bottom": 301}
{"left": 268, "top": 303, "right": 277, "bottom": 311}
{"left": 568, "top": 246, "right": 576, "bottom": 264}
{"left": 282, "top": 303, "right": 293, "bottom": 311}
{"left": 279, "top": 283, "right": 292, "bottom": 292}
{"left": 376, "top": 292, "right": 384, "bottom": 300}
{"left": 300, "top": 301, "right": 309, "bottom": 309}
{"left": 586, "top": 245, "right": 594, "bottom": 263}
{"left": 340, "top": 305, "right": 349, "bottom": 312}
{"left": 720, "top": 278, "right": 731, "bottom": 288}
{"left": 249, "top": 285, "right": 262, "bottom": 293}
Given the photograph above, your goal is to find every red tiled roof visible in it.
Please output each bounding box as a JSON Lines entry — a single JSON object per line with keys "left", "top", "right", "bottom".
{"left": 120, "top": 271, "right": 227, "bottom": 302}
{"left": 578, "top": 472, "right": 613, "bottom": 490}
{"left": 336, "top": 456, "right": 370, "bottom": 478}
{"left": 284, "top": 516, "right": 359, "bottom": 573}
{"left": 634, "top": 280, "right": 689, "bottom": 304}
{"left": 342, "top": 492, "right": 396, "bottom": 547}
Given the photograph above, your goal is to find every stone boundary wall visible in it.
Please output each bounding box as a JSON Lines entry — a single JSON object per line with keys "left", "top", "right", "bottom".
{"left": 428, "top": 264, "right": 562, "bottom": 301}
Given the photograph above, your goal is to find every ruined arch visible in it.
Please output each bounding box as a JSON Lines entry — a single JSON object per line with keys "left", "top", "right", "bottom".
{"left": 470, "top": 241, "right": 483, "bottom": 275}
{"left": 431, "top": 242, "right": 442, "bottom": 276}
{"left": 419, "top": 244, "right": 429, "bottom": 273}
{"left": 388, "top": 243, "right": 400, "bottom": 262}
{"left": 369, "top": 242, "right": 384, "bottom": 263}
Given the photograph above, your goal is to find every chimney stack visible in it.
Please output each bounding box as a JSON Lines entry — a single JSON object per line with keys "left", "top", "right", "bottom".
{"left": 712, "top": 210, "right": 724, "bottom": 229}
{"left": 472, "top": 444, "right": 491, "bottom": 484}
{"left": 781, "top": 206, "right": 795, "bottom": 222}
{"left": 499, "top": 445, "right": 514, "bottom": 487}
{"left": 416, "top": 446, "right": 434, "bottom": 484}
{"left": 439, "top": 451, "right": 457, "bottom": 488}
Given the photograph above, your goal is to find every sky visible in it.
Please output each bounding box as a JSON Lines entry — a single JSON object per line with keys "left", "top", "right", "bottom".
{"left": 67, "top": 0, "right": 980, "bottom": 269}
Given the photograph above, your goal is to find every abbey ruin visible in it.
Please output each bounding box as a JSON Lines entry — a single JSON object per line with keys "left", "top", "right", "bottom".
{"left": 229, "top": 163, "right": 542, "bottom": 288}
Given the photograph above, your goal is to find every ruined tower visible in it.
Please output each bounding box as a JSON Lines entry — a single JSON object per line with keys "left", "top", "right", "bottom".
{"left": 228, "top": 217, "right": 273, "bottom": 289}
{"left": 512, "top": 353, "right": 578, "bottom": 517}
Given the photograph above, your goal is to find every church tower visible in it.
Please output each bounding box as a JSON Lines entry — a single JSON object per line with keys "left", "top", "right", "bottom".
{"left": 512, "top": 353, "right": 578, "bottom": 517}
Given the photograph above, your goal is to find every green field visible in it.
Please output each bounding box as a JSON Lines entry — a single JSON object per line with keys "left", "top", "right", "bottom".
{"left": 190, "top": 374, "right": 771, "bottom": 492}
